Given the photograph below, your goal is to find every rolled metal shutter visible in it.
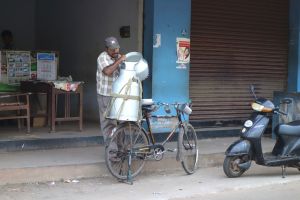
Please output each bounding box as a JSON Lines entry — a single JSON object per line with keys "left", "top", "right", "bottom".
{"left": 190, "top": 0, "right": 289, "bottom": 123}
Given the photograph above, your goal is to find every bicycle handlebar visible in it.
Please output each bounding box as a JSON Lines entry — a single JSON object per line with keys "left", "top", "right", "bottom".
{"left": 156, "top": 102, "right": 190, "bottom": 107}
{"left": 153, "top": 102, "right": 192, "bottom": 115}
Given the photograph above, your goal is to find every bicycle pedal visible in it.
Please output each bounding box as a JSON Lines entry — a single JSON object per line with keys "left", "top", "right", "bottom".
{"left": 167, "top": 148, "right": 177, "bottom": 152}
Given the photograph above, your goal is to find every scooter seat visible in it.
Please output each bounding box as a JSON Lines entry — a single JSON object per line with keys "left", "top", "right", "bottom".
{"left": 276, "top": 120, "right": 300, "bottom": 136}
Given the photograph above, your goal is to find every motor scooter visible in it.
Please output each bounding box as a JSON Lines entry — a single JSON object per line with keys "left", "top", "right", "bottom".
{"left": 223, "top": 85, "right": 300, "bottom": 178}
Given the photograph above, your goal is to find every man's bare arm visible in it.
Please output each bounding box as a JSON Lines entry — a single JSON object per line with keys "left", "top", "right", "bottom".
{"left": 102, "top": 55, "right": 126, "bottom": 76}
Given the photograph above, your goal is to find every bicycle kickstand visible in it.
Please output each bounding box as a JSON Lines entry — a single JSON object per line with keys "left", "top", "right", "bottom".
{"left": 127, "top": 149, "right": 133, "bottom": 185}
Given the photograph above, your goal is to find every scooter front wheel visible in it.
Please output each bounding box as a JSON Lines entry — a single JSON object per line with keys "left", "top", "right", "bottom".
{"left": 223, "top": 156, "right": 247, "bottom": 178}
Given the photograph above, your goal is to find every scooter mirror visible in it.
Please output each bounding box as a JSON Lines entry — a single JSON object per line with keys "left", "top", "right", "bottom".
{"left": 280, "top": 98, "right": 292, "bottom": 104}
{"left": 250, "top": 85, "right": 257, "bottom": 100}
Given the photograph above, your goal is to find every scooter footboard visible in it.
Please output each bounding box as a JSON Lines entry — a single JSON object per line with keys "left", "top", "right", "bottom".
{"left": 225, "top": 139, "right": 251, "bottom": 156}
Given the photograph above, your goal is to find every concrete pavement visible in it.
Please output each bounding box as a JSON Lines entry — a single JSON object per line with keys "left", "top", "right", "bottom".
{"left": 1, "top": 165, "right": 300, "bottom": 200}
{"left": 0, "top": 136, "right": 276, "bottom": 185}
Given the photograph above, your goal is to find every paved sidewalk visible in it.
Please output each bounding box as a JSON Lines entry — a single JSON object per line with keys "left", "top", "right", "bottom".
{"left": 0, "top": 136, "right": 275, "bottom": 185}
{"left": 2, "top": 164, "right": 300, "bottom": 200}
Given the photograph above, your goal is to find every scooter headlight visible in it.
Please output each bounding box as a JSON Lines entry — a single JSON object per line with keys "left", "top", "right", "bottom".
{"left": 251, "top": 102, "right": 264, "bottom": 111}
{"left": 251, "top": 102, "right": 273, "bottom": 112}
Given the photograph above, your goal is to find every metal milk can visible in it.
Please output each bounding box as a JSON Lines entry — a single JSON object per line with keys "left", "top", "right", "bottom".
{"left": 108, "top": 52, "right": 146, "bottom": 121}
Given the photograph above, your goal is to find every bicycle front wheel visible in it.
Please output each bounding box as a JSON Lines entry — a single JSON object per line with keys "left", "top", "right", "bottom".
{"left": 105, "top": 122, "right": 149, "bottom": 180}
{"left": 178, "top": 123, "right": 198, "bottom": 174}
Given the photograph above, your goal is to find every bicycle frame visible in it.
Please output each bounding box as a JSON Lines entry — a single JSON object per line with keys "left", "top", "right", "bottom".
{"left": 105, "top": 102, "right": 197, "bottom": 183}
{"left": 143, "top": 104, "right": 185, "bottom": 147}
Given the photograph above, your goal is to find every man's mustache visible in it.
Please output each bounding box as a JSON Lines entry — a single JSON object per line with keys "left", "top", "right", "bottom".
{"left": 112, "top": 53, "right": 119, "bottom": 58}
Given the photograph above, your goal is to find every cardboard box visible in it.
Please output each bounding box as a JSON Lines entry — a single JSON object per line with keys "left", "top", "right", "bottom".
{"left": 33, "top": 117, "right": 46, "bottom": 127}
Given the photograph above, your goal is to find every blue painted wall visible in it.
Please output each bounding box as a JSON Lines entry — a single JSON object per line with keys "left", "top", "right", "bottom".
{"left": 143, "top": 0, "right": 191, "bottom": 132}
{"left": 288, "top": 0, "right": 300, "bottom": 92}
{"left": 152, "top": 0, "right": 191, "bottom": 105}
{"left": 144, "top": 0, "right": 191, "bottom": 103}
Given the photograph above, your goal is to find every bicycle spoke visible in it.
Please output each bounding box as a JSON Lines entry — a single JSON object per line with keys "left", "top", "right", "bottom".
{"left": 105, "top": 122, "right": 149, "bottom": 180}
{"left": 132, "top": 128, "right": 140, "bottom": 146}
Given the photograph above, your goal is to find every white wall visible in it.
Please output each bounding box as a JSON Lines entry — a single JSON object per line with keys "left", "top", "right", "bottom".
{"left": 0, "top": 0, "right": 36, "bottom": 49}
{"left": 36, "top": 0, "right": 142, "bottom": 121}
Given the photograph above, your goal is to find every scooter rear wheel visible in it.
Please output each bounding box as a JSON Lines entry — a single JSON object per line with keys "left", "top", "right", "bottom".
{"left": 223, "top": 156, "right": 247, "bottom": 178}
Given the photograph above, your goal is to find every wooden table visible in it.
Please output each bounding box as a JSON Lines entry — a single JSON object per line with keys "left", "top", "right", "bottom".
{"left": 20, "top": 81, "right": 83, "bottom": 132}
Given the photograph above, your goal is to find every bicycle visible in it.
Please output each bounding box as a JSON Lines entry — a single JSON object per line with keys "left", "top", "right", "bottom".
{"left": 104, "top": 100, "right": 199, "bottom": 182}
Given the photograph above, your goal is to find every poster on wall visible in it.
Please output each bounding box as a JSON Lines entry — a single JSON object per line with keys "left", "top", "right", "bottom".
{"left": 6, "top": 51, "right": 31, "bottom": 84}
{"left": 37, "top": 52, "right": 57, "bottom": 81}
{"left": 1, "top": 51, "right": 9, "bottom": 83}
{"left": 176, "top": 37, "right": 190, "bottom": 64}
{"left": 30, "top": 52, "right": 37, "bottom": 80}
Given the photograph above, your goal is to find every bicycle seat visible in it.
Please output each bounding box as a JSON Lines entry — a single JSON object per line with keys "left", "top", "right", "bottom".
{"left": 142, "top": 99, "right": 154, "bottom": 106}
{"left": 142, "top": 105, "right": 157, "bottom": 113}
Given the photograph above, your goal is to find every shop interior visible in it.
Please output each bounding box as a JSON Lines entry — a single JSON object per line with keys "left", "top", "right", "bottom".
{"left": 0, "top": 0, "right": 142, "bottom": 146}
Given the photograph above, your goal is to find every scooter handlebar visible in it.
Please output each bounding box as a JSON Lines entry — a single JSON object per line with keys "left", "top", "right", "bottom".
{"left": 274, "top": 108, "right": 287, "bottom": 116}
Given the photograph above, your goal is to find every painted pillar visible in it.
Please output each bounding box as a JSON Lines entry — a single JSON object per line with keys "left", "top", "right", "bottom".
{"left": 288, "top": 0, "right": 300, "bottom": 92}
{"left": 143, "top": 0, "right": 191, "bottom": 132}
{"left": 144, "top": 0, "right": 191, "bottom": 103}
{"left": 152, "top": 0, "right": 191, "bottom": 104}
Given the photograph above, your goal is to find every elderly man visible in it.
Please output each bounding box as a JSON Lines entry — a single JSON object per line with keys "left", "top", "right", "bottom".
{"left": 96, "top": 36, "right": 126, "bottom": 143}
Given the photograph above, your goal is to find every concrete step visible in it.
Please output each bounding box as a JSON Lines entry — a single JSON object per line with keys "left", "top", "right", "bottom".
{"left": 0, "top": 126, "right": 241, "bottom": 152}
{"left": 0, "top": 135, "right": 102, "bottom": 152}
{"left": 0, "top": 137, "right": 275, "bottom": 185}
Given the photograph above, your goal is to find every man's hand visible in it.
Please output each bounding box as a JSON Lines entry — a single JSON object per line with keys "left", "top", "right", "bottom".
{"left": 118, "top": 54, "right": 126, "bottom": 62}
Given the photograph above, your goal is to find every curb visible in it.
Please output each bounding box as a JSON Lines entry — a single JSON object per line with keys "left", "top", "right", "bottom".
{"left": 0, "top": 152, "right": 225, "bottom": 185}
{"left": 0, "top": 127, "right": 240, "bottom": 152}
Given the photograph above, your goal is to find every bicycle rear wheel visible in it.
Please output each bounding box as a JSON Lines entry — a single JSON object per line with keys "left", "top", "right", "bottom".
{"left": 105, "top": 122, "right": 149, "bottom": 180}
{"left": 178, "top": 123, "right": 198, "bottom": 174}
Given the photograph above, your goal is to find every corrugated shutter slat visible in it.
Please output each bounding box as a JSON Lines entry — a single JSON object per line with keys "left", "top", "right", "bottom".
{"left": 190, "top": 0, "right": 288, "bottom": 123}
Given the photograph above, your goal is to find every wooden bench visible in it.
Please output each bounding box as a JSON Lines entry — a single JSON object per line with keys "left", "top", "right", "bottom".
{"left": 0, "top": 93, "right": 31, "bottom": 133}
